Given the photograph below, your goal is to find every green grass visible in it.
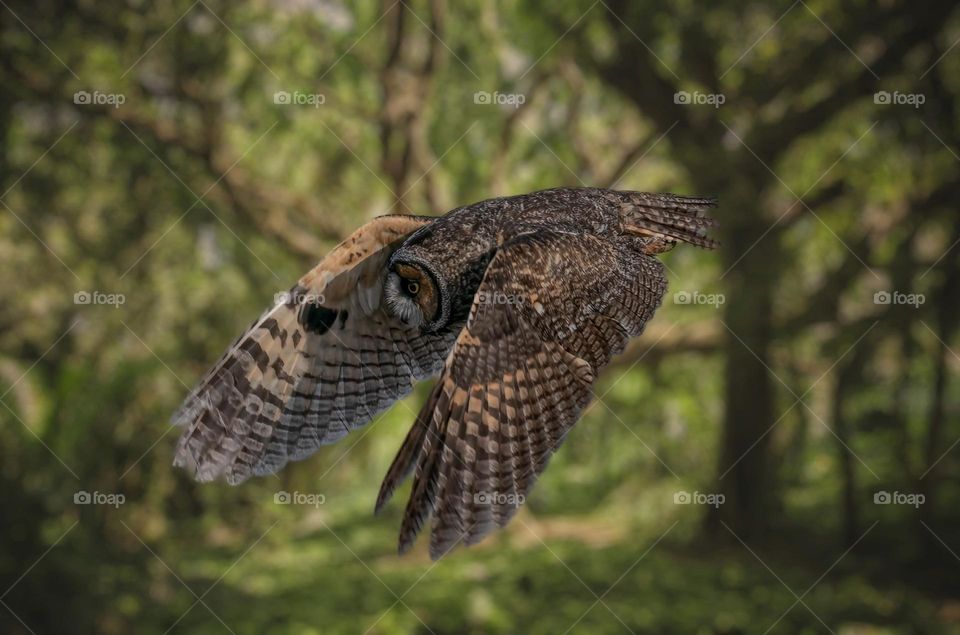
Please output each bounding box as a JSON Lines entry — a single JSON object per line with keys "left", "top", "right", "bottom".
{"left": 114, "top": 509, "right": 952, "bottom": 635}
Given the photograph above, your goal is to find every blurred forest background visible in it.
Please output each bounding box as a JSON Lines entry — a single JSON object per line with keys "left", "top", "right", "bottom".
{"left": 2, "top": 0, "right": 960, "bottom": 633}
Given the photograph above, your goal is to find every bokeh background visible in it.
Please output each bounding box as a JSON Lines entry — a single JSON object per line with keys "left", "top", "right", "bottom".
{"left": 2, "top": 0, "right": 960, "bottom": 633}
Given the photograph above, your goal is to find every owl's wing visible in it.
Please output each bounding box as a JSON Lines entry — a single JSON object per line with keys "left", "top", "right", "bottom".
{"left": 376, "top": 229, "right": 668, "bottom": 559}
{"left": 172, "top": 215, "right": 457, "bottom": 484}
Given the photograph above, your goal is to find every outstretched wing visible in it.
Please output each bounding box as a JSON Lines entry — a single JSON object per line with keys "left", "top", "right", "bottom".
{"left": 173, "top": 215, "right": 457, "bottom": 484}
{"left": 376, "top": 229, "right": 670, "bottom": 559}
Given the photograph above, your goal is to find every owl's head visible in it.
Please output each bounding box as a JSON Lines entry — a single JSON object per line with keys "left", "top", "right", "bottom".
{"left": 384, "top": 259, "right": 447, "bottom": 331}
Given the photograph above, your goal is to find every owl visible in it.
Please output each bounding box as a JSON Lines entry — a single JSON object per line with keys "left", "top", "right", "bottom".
{"left": 172, "top": 187, "right": 718, "bottom": 559}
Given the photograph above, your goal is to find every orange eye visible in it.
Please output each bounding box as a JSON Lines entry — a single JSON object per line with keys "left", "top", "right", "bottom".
{"left": 405, "top": 280, "right": 420, "bottom": 295}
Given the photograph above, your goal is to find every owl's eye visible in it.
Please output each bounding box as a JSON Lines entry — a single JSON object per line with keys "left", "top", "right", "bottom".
{"left": 405, "top": 280, "right": 420, "bottom": 296}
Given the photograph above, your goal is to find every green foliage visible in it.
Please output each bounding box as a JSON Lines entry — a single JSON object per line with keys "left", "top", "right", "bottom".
{"left": 1, "top": 0, "right": 959, "bottom": 633}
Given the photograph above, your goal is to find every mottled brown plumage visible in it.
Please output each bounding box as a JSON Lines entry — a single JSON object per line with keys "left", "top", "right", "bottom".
{"left": 172, "top": 186, "right": 718, "bottom": 558}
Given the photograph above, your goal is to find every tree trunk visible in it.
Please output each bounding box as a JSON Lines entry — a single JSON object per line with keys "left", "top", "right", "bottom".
{"left": 919, "top": 224, "right": 960, "bottom": 554}
{"left": 705, "top": 186, "right": 781, "bottom": 538}
{"left": 833, "top": 359, "right": 862, "bottom": 545}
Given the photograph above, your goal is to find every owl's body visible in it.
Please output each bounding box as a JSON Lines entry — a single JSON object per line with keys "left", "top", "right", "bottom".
{"left": 393, "top": 187, "right": 714, "bottom": 325}
{"left": 173, "top": 187, "right": 717, "bottom": 558}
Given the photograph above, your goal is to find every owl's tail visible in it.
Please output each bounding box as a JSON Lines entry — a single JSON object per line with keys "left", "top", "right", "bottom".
{"left": 616, "top": 190, "right": 719, "bottom": 249}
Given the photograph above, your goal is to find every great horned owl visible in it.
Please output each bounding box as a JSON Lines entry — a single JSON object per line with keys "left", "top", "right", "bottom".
{"left": 173, "top": 187, "right": 718, "bottom": 559}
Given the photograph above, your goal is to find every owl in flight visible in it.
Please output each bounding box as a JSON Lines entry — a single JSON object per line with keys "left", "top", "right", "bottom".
{"left": 173, "top": 187, "right": 718, "bottom": 559}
